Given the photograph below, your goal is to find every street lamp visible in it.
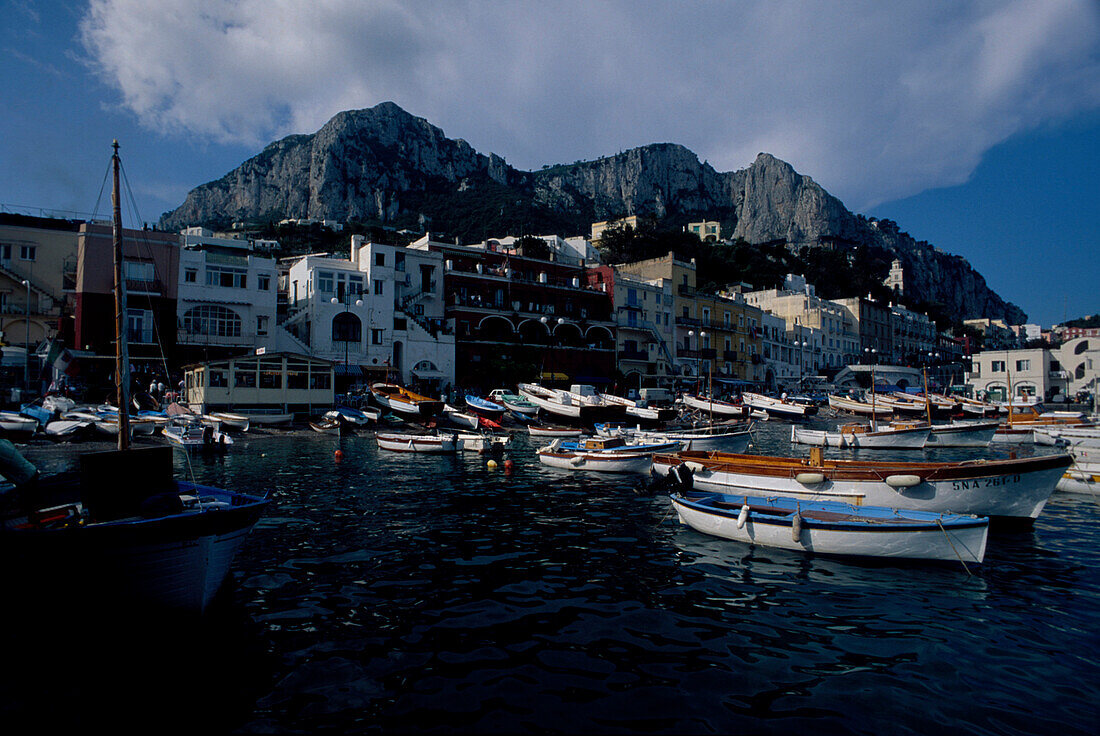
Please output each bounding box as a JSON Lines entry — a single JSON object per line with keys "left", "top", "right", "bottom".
{"left": 21, "top": 279, "right": 30, "bottom": 391}
{"left": 688, "top": 329, "right": 708, "bottom": 391}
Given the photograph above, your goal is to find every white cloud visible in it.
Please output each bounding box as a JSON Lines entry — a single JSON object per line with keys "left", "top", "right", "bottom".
{"left": 80, "top": 0, "right": 1100, "bottom": 209}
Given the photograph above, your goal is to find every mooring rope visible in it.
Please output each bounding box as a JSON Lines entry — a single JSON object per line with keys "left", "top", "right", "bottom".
{"left": 936, "top": 518, "right": 972, "bottom": 576}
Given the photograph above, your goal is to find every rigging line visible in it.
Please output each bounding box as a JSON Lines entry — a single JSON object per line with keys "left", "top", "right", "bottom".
{"left": 116, "top": 155, "right": 199, "bottom": 484}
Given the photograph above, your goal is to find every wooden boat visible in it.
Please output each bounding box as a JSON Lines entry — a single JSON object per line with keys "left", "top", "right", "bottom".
{"left": 671, "top": 491, "right": 988, "bottom": 563}
{"left": 203, "top": 411, "right": 251, "bottom": 432}
{"left": 464, "top": 395, "right": 506, "bottom": 420}
{"left": 309, "top": 419, "right": 343, "bottom": 435}
{"left": 790, "top": 422, "right": 929, "bottom": 449}
{"left": 489, "top": 389, "right": 539, "bottom": 417}
{"left": 0, "top": 144, "right": 266, "bottom": 614}
{"left": 955, "top": 395, "right": 1001, "bottom": 417}
{"left": 536, "top": 439, "right": 652, "bottom": 473}
{"left": 992, "top": 407, "right": 1094, "bottom": 444}
{"left": 453, "top": 431, "right": 512, "bottom": 454}
{"left": 741, "top": 392, "right": 816, "bottom": 419}
{"left": 557, "top": 435, "right": 682, "bottom": 454}
{"left": 0, "top": 411, "right": 38, "bottom": 435}
{"left": 653, "top": 449, "right": 1072, "bottom": 521}
{"left": 635, "top": 424, "right": 753, "bottom": 453}
{"left": 918, "top": 420, "right": 999, "bottom": 448}
{"left": 875, "top": 393, "right": 932, "bottom": 416}
{"left": 233, "top": 409, "right": 294, "bottom": 426}
{"left": 370, "top": 383, "right": 444, "bottom": 419}
{"left": 681, "top": 393, "right": 746, "bottom": 419}
{"left": 1034, "top": 426, "right": 1100, "bottom": 448}
{"left": 376, "top": 432, "right": 458, "bottom": 453}
{"left": 43, "top": 419, "right": 94, "bottom": 439}
{"left": 442, "top": 404, "right": 480, "bottom": 429}
{"left": 601, "top": 392, "right": 679, "bottom": 423}
{"left": 527, "top": 424, "right": 585, "bottom": 438}
{"left": 827, "top": 394, "right": 893, "bottom": 417}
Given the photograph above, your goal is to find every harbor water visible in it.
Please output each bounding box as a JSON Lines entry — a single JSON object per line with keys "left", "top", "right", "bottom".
{"left": 4, "top": 421, "right": 1099, "bottom": 734}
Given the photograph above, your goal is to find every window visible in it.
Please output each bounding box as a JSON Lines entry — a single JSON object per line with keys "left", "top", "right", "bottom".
{"left": 376, "top": 252, "right": 385, "bottom": 266}
{"left": 372, "top": 329, "right": 384, "bottom": 345}
{"left": 332, "top": 312, "right": 362, "bottom": 343}
{"left": 183, "top": 305, "right": 242, "bottom": 338}
{"left": 310, "top": 370, "right": 331, "bottom": 390}
{"left": 126, "top": 308, "right": 153, "bottom": 344}
{"left": 374, "top": 280, "right": 384, "bottom": 295}
{"left": 258, "top": 274, "right": 271, "bottom": 290}
{"left": 184, "top": 269, "right": 197, "bottom": 283}
{"left": 286, "top": 360, "right": 309, "bottom": 389}
{"left": 0, "top": 244, "right": 10, "bottom": 260}
{"left": 209, "top": 370, "right": 228, "bottom": 387}
{"left": 1076, "top": 363, "right": 1086, "bottom": 379}
{"left": 257, "top": 315, "right": 269, "bottom": 336}
{"left": 234, "top": 365, "right": 257, "bottom": 388}
{"left": 1075, "top": 341, "right": 1089, "bottom": 354}
{"left": 19, "top": 245, "right": 35, "bottom": 261}
{"left": 724, "top": 312, "right": 730, "bottom": 327}
{"left": 991, "top": 360, "right": 1005, "bottom": 372}
{"left": 1015, "top": 359, "right": 1031, "bottom": 371}
{"left": 317, "top": 271, "right": 334, "bottom": 294}
{"left": 206, "top": 265, "right": 247, "bottom": 288}
{"left": 259, "top": 360, "right": 282, "bottom": 389}
{"left": 395, "top": 253, "right": 405, "bottom": 272}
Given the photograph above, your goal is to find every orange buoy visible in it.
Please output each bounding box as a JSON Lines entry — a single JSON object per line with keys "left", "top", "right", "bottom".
{"left": 504, "top": 459, "right": 514, "bottom": 471}
{"left": 334, "top": 449, "right": 344, "bottom": 461}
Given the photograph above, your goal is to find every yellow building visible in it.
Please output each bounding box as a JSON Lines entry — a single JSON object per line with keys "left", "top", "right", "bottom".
{"left": 686, "top": 221, "right": 721, "bottom": 242}
{"left": 590, "top": 215, "right": 642, "bottom": 243}
{"left": 0, "top": 215, "right": 77, "bottom": 349}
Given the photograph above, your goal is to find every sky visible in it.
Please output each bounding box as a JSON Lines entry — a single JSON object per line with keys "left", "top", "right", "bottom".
{"left": 2, "top": 0, "right": 1098, "bottom": 327}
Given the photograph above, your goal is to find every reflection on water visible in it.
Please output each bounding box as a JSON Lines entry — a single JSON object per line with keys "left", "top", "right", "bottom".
{"left": 5, "top": 425, "right": 1098, "bottom": 734}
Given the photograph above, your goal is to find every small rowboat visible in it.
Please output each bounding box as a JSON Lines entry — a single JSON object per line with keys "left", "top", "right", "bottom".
{"left": 681, "top": 393, "right": 746, "bottom": 419}
{"left": 309, "top": 420, "right": 342, "bottom": 435}
{"left": 489, "top": 389, "right": 539, "bottom": 417}
{"left": 741, "top": 392, "right": 817, "bottom": 419}
{"left": 203, "top": 411, "right": 251, "bottom": 432}
{"left": 442, "top": 404, "right": 480, "bottom": 429}
{"left": 671, "top": 491, "right": 988, "bottom": 563}
{"left": 537, "top": 442, "right": 652, "bottom": 474}
{"left": 464, "top": 395, "right": 506, "bottom": 420}
{"left": 370, "top": 384, "right": 444, "bottom": 420}
{"left": 376, "top": 432, "right": 458, "bottom": 453}
{"left": 790, "top": 422, "right": 929, "bottom": 449}
{"left": 0, "top": 411, "right": 38, "bottom": 435}
{"left": 527, "top": 425, "right": 585, "bottom": 438}
{"left": 454, "top": 431, "right": 512, "bottom": 453}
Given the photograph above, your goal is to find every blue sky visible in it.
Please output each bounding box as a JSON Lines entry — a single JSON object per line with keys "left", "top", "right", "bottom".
{"left": 2, "top": 0, "right": 1098, "bottom": 327}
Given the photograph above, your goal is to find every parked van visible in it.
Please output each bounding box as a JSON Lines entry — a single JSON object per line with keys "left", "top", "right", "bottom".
{"left": 639, "top": 388, "right": 673, "bottom": 404}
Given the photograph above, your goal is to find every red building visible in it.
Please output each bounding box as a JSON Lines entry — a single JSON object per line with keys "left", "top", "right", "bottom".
{"left": 75, "top": 223, "right": 180, "bottom": 382}
{"left": 412, "top": 236, "right": 615, "bottom": 389}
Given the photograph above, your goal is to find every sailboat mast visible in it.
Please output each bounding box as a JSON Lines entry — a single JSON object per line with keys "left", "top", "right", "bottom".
{"left": 923, "top": 367, "right": 932, "bottom": 426}
{"left": 111, "top": 140, "right": 131, "bottom": 451}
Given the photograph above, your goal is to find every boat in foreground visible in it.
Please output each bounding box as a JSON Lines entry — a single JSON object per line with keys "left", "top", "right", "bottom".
{"left": 1, "top": 444, "right": 268, "bottom": 614}
{"left": 654, "top": 449, "right": 1072, "bottom": 521}
{"left": 671, "top": 490, "right": 988, "bottom": 563}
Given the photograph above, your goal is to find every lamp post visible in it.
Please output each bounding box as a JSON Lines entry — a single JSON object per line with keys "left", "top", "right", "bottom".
{"left": 21, "top": 279, "right": 30, "bottom": 391}
{"left": 688, "top": 329, "right": 708, "bottom": 392}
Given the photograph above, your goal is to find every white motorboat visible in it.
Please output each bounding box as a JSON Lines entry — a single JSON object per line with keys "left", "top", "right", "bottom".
{"left": 163, "top": 416, "right": 232, "bottom": 449}
{"left": 654, "top": 449, "right": 1072, "bottom": 521}
{"left": 203, "top": 411, "right": 251, "bottom": 432}
{"left": 516, "top": 383, "right": 618, "bottom": 421}
{"left": 920, "top": 420, "right": 999, "bottom": 448}
{"left": 741, "top": 392, "right": 816, "bottom": 419}
{"left": 1034, "top": 426, "right": 1100, "bottom": 448}
{"left": 681, "top": 393, "right": 746, "bottom": 419}
{"left": 671, "top": 491, "right": 988, "bottom": 563}
{"left": 635, "top": 424, "right": 753, "bottom": 453}
{"left": 601, "top": 392, "right": 678, "bottom": 423}
{"left": 376, "top": 432, "right": 458, "bottom": 453}
{"left": 790, "top": 423, "right": 930, "bottom": 449}
{"left": 454, "top": 431, "right": 512, "bottom": 454}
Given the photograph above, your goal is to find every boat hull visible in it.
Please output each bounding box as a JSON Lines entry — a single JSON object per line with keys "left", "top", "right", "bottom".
{"left": 672, "top": 492, "right": 987, "bottom": 563}
{"left": 527, "top": 426, "right": 585, "bottom": 438}
{"left": 681, "top": 394, "right": 746, "bottom": 418}
{"left": 790, "top": 425, "right": 930, "bottom": 449}
{"left": 925, "top": 422, "right": 999, "bottom": 447}
{"left": 654, "top": 451, "right": 1072, "bottom": 520}
{"left": 376, "top": 433, "right": 457, "bottom": 453}
{"left": 742, "top": 393, "right": 815, "bottom": 419}
{"left": 537, "top": 450, "right": 652, "bottom": 473}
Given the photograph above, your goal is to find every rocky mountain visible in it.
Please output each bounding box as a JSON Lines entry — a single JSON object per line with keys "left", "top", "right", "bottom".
{"left": 160, "top": 102, "right": 1025, "bottom": 323}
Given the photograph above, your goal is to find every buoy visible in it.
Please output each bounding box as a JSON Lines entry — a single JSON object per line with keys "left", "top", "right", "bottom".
{"left": 791, "top": 513, "right": 803, "bottom": 542}
{"left": 487, "top": 459, "right": 498, "bottom": 469}
{"left": 504, "top": 459, "right": 514, "bottom": 471}
{"left": 736, "top": 504, "right": 750, "bottom": 529}
{"left": 885, "top": 474, "right": 922, "bottom": 488}
{"left": 334, "top": 449, "right": 343, "bottom": 461}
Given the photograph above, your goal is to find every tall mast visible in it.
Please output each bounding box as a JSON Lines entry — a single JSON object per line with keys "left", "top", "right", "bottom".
{"left": 923, "top": 367, "right": 932, "bottom": 426}
{"left": 112, "top": 140, "right": 131, "bottom": 450}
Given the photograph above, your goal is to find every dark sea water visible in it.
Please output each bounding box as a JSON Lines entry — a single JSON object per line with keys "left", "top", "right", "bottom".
{"left": 4, "top": 420, "right": 1099, "bottom": 735}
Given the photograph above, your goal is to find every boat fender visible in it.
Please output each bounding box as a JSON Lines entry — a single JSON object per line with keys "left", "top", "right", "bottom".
{"left": 571, "top": 456, "right": 586, "bottom": 466}
{"left": 795, "top": 472, "right": 825, "bottom": 485}
{"left": 683, "top": 461, "right": 708, "bottom": 475}
{"left": 791, "top": 513, "right": 803, "bottom": 542}
{"left": 885, "top": 474, "right": 922, "bottom": 488}
{"left": 737, "top": 504, "right": 750, "bottom": 529}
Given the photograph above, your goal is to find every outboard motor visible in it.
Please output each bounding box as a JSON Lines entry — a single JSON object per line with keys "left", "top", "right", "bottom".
{"left": 669, "top": 462, "right": 694, "bottom": 490}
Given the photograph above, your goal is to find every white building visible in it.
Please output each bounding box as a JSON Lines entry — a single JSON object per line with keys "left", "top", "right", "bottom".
{"left": 968, "top": 337, "right": 1098, "bottom": 402}
{"left": 611, "top": 271, "right": 675, "bottom": 387}
{"left": 282, "top": 235, "right": 455, "bottom": 388}
{"left": 176, "top": 228, "right": 278, "bottom": 358}
{"left": 743, "top": 274, "right": 857, "bottom": 370}
{"left": 760, "top": 312, "right": 799, "bottom": 390}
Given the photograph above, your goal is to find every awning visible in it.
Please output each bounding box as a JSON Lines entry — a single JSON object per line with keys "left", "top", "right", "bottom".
{"left": 335, "top": 365, "right": 363, "bottom": 377}
{"left": 412, "top": 368, "right": 447, "bottom": 379}
{"left": 539, "top": 371, "right": 570, "bottom": 381}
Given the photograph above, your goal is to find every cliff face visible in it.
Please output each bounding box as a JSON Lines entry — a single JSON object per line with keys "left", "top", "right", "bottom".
{"left": 159, "top": 102, "right": 1025, "bottom": 322}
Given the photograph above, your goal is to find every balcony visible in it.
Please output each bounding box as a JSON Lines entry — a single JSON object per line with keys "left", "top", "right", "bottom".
{"left": 618, "top": 348, "right": 649, "bottom": 361}
{"left": 125, "top": 278, "right": 164, "bottom": 295}
{"left": 677, "top": 348, "right": 717, "bottom": 359}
